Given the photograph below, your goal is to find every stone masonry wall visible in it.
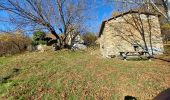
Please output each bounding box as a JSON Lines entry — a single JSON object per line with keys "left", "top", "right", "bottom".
{"left": 100, "top": 13, "right": 164, "bottom": 58}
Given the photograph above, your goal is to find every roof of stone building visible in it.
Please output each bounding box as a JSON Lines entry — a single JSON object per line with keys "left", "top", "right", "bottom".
{"left": 98, "top": 5, "right": 162, "bottom": 37}
{"left": 46, "top": 33, "right": 57, "bottom": 39}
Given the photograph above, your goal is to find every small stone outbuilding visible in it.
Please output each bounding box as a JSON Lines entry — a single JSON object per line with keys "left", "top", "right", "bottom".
{"left": 98, "top": 10, "right": 164, "bottom": 58}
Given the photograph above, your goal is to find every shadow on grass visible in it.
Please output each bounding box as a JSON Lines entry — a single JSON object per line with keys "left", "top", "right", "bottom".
{"left": 153, "top": 57, "right": 170, "bottom": 62}
{"left": 0, "top": 68, "right": 20, "bottom": 84}
{"left": 124, "top": 88, "right": 170, "bottom": 100}
{"left": 153, "top": 88, "right": 170, "bottom": 100}
{"left": 122, "top": 57, "right": 150, "bottom": 61}
{"left": 121, "top": 56, "right": 170, "bottom": 62}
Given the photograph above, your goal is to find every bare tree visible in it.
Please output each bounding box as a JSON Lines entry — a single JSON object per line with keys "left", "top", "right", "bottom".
{"left": 108, "top": 0, "right": 169, "bottom": 20}
{"left": 0, "top": 0, "right": 91, "bottom": 48}
{"left": 0, "top": 0, "right": 62, "bottom": 45}
{"left": 56, "top": 0, "right": 90, "bottom": 47}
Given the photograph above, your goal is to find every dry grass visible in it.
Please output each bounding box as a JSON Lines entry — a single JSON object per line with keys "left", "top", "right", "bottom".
{"left": 0, "top": 33, "right": 31, "bottom": 56}
{"left": 0, "top": 50, "right": 170, "bottom": 100}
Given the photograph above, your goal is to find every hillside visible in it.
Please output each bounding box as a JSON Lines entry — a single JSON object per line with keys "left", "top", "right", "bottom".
{"left": 0, "top": 50, "right": 170, "bottom": 100}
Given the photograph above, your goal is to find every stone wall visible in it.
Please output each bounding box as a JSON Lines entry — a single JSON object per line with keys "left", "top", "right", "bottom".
{"left": 99, "top": 13, "right": 164, "bottom": 58}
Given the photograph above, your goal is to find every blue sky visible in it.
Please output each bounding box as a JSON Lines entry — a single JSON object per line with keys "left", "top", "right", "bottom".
{"left": 0, "top": 1, "right": 115, "bottom": 34}
{"left": 0, "top": 11, "right": 12, "bottom": 31}
{"left": 88, "top": 4, "right": 114, "bottom": 33}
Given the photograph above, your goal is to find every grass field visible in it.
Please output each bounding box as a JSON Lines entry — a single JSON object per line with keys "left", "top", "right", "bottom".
{"left": 0, "top": 50, "right": 170, "bottom": 100}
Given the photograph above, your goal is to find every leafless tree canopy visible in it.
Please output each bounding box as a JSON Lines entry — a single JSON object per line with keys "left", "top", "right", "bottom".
{"left": 108, "top": 0, "right": 168, "bottom": 19}
{"left": 0, "top": 0, "right": 92, "bottom": 47}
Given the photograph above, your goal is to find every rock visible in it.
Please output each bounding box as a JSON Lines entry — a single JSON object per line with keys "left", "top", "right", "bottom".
{"left": 26, "top": 45, "right": 36, "bottom": 52}
{"left": 36, "top": 44, "right": 51, "bottom": 52}
{"left": 52, "top": 43, "right": 60, "bottom": 51}
{"left": 71, "top": 43, "right": 87, "bottom": 51}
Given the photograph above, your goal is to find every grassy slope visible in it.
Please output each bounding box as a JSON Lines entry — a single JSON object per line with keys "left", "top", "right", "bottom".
{"left": 0, "top": 50, "right": 170, "bottom": 100}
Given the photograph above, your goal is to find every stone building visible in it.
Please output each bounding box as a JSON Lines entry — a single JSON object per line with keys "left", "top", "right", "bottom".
{"left": 98, "top": 10, "right": 164, "bottom": 58}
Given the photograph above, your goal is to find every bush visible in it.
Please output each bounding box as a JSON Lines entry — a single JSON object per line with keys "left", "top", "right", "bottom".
{"left": 0, "top": 32, "right": 31, "bottom": 56}
{"left": 32, "top": 31, "right": 47, "bottom": 46}
{"left": 82, "top": 32, "right": 97, "bottom": 46}
{"left": 164, "top": 45, "right": 170, "bottom": 54}
{"left": 161, "top": 23, "right": 170, "bottom": 43}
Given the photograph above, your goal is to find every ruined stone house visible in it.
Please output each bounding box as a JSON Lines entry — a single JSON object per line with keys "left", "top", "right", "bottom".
{"left": 98, "top": 10, "right": 164, "bottom": 58}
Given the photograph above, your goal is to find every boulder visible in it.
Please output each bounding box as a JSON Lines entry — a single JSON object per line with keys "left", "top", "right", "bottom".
{"left": 26, "top": 45, "right": 36, "bottom": 52}
{"left": 36, "top": 44, "right": 51, "bottom": 52}
{"left": 71, "top": 43, "right": 87, "bottom": 51}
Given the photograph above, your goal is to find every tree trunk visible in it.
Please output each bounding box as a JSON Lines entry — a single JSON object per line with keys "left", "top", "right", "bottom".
{"left": 49, "top": 26, "right": 62, "bottom": 47}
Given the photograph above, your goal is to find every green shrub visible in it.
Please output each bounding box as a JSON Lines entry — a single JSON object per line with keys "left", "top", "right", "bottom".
{"left": 32, "top": 31, "right": 47, "bottom": 46}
